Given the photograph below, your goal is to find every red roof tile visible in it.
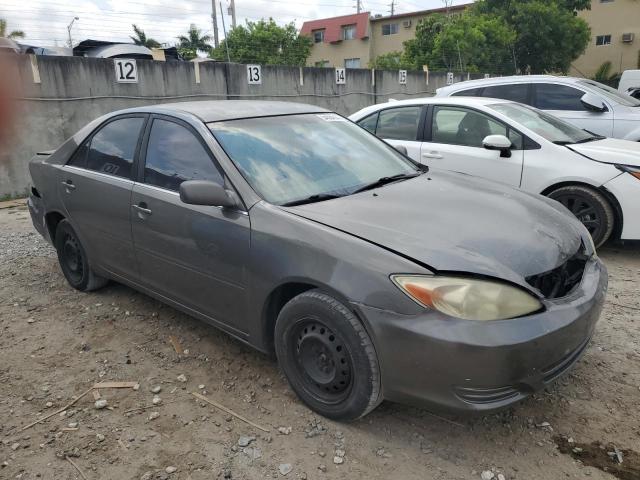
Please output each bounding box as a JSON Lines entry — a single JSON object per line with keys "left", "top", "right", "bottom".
{"left": 300, "top": 12, "right": 370, "bottom": 43}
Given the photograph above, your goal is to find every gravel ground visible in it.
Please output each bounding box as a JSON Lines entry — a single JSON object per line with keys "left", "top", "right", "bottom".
{"left": 1, "top": 202, "right": 639, "bottom": 480}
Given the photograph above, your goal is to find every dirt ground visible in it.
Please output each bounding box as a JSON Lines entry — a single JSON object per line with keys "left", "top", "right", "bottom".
{"left": 1, "top": 201, "right": 639, "bottom": 480}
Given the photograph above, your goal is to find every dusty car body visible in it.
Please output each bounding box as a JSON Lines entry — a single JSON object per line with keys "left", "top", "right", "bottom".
{"left": 28, "top": 101, "right": 607, "bottom": 420}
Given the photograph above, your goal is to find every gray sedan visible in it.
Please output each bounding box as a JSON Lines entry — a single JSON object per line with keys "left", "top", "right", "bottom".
{"left": 28, "top": 101, "right": 607, "bottom": 421}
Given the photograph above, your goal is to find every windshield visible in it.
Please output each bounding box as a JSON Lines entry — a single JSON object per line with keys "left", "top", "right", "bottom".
{"left": 489, "top": 103, "right": 598, "bottom": 144}
{"left": 578, "top": 79, "right": 640, "bottom": 107}
{"left": 209, "top": 113, "right": 418, "bottom": 205}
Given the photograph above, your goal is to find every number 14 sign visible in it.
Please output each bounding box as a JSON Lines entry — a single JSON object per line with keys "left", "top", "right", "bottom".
{"left": 114, "top": 59, "right": 138, "bottom": 83}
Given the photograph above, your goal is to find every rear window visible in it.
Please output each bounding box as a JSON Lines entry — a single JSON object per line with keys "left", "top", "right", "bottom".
{"left": 451, "top": 88, "right": 482, "bottom": 97}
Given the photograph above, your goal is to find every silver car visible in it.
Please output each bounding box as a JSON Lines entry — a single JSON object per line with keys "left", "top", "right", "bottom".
{"left": 436, "top": 75, "right": 640, "bottom": 141}
{"left": 28, "top": 101, "right": 606, "bottom": 421}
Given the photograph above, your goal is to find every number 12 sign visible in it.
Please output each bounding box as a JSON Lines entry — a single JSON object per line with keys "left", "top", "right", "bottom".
{"left": 114, "top": 59, "right": 138, "bottom": 83}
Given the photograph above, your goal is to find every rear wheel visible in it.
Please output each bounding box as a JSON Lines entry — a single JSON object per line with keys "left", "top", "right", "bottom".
{"left": 547, "top": 185, "right": 615, "bottom": 248}
{"left": 275, "top": 290, "right": 381, "bottom": 421}
{"left": 54, "top": 219, "right": 108, "bottom": 291}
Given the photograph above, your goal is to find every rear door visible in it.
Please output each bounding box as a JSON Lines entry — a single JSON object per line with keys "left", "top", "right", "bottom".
{"left": 131, "top": 115, "right": 251, "bottom": 334}
{"left": 422, "top": 105, "right": 524, "bottom": 187}
{"left": 532, "top": 82, "right": 614, "bottom": 137}
{"left": 356, "top": 105, "right": 426, "bottom": 162}
{"left": 58, "top": 115, "right": 147, "bottom": 280}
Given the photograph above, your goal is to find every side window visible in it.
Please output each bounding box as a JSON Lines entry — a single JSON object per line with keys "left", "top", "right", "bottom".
{"left": 451, "top": 88, "right": 482, "bottom": 97}
{"left": 375, "top": 106, "right": 422, "bottom": 141}
{"left": 357, "top": 113, "right": 378, "bottom": 133}
{"left": 481, "top": 84, "right": 529, "bottom": 104}
{"left": 144, "top": 119, "right": 223, "bottom": 192}
{"left": 86, "top": 117, "right": 145, "bottom": 179}
{"left": 431, "top": 106, "right": 507, "bottom": 148}
{"left": 534, "top": 83, "right": 587, "bottom": 111}
{"left": 508, "top": 129, "right": 523, "bottom": 150}
{"left": 67, "top": 141, "right": 89, "bottom": 168}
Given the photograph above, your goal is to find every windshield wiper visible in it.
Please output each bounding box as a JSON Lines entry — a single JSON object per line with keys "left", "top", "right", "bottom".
{"left": 280, "top": 193, "right": 343, "bottom": 207}
{"left": 352, "top": 172, "right": 422, "bottom": 194}
{"left": 574, "top": 135, "right": 605, "bottom": 144}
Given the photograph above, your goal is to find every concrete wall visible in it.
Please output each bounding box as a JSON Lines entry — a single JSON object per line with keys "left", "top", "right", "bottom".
{"left": 1, "top": 55, "right": 483, "bottom": 198}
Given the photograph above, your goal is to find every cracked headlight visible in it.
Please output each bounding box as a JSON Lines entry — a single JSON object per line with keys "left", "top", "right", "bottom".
{"left": 391, "top": 275, "right": 543, "bottom": 321}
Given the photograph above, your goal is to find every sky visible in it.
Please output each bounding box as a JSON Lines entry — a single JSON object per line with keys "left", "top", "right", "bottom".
{"left": 1, "top": 0, "right": 471, "bottom": 48}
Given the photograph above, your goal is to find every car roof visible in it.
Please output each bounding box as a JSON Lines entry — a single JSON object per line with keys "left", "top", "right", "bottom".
{"left": 437, "top": 75, "right": 584, "bottom": 93}
{"left": 119, "top": 100, "right": 331, "bottom": 123}
{"left": 349, "top": 96, "right": 509, "bottom": 118}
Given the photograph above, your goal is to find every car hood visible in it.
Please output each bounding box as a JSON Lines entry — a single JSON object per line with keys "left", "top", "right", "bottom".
{"left": 568, "top": 138, "right": 640, "bottom": 167}
{"left": 283, "top": 171, "right": 586, "bottom": 292}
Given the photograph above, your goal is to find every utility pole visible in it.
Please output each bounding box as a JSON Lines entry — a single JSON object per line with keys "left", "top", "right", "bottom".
{"left": 229, "top": 0, "right": 237, "bottom": 29}
{"left": 389, "top": 0, "right": 395, "bottom": 16}
{"left": 67, "top": 16, "right": 79, "bottom": 48}
{"left": 211, "top": 0, "right": 219, "bottom": 47}
{"left": 220, "top": 1, "right": 231, "bottom": 62}
{"left": 356, "top": 0, "right": 362, "bottom": 14}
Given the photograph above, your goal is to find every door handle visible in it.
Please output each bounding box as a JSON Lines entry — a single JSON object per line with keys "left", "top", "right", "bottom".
{"left": 422, "top": 152, "right": 443, "bottom": 159}
{"left": 61, "top": 180, "right": 76, "bottom": 190}
{"left": 132, "top": 204, "right": 152, "bottom": 215}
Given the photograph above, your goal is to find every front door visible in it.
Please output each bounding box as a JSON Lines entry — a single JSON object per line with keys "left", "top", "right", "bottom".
{"left": 423, "top": 105, "right": 524, "bottom": 187}
{"left": 131, "top": 116, "right": 250, "bottom": 334}
{"left": 58, "top": 115, "right": 147, "bottom": 280}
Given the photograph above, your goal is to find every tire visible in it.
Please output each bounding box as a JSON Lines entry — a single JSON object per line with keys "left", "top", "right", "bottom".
{"left": 54, "top": 219, "right": 108, "bottom": 291}
{"left": 547, "top": 185, "right": 615, "bottom": 248}
{"left": 274, "top": 290, "right": 382, "bottom": 421}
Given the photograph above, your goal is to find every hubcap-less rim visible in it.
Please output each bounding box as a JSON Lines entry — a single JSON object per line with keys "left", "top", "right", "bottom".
{"left": 553, "top": 194, "right": 604, "bottom": 241}
{"left": 62, "top": 233, "right": 83, "bottom": 283}
{"left": 292, "top": 321, "right": 353, "bottom": 404}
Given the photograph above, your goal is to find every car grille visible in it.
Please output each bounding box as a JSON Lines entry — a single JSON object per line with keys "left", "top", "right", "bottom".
{"left": 525, "top": 244, "right": 589, "bottom": 299}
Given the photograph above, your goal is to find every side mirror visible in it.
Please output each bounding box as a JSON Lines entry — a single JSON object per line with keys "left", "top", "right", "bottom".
{"left": 580, "top": 92, "right": 607, "bottom": 112}
{"left": 394, "top": 144, "right": 408, "bottom": 155}
{"left": 483, "top": 134, "right": 512, "bottom": 158}
{"left": 179, "top": 180, "right": 236, "bottom": 208}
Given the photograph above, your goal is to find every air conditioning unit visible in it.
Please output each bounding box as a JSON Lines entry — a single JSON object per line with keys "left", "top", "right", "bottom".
{"left": 402, "top": 19, "right": 412, "bottom": 28}
{"left": 622, "top": 33, "right": 635, "bottom": 43}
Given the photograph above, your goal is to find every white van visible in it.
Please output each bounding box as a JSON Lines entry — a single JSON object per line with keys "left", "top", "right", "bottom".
{"left": 619, "top": 70, "right": 640, "bottom": 99}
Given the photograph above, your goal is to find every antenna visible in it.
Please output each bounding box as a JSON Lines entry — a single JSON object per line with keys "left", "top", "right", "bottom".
{"left": 389, "top": 0, "right": 395, "bottom": 16}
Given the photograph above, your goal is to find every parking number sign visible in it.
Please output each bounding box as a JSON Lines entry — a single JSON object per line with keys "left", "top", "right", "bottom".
{"left": 446, "top": 72, "right": 454, "bottom": 85}
{"left": 247, "top": 65, "right": 261, "bottom": 84}
{"left": 335, "top": 68, "right": 346, "bottom": 85}
{"left": 114, "top": 59, "right": 138, "bottom": 83}
{"left": 399, "top": 70, "right": 407, "bottom": 85}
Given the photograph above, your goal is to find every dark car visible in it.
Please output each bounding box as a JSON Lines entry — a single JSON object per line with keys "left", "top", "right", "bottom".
{"left": 28, "top": 101, "right": 607, "bottom": 421}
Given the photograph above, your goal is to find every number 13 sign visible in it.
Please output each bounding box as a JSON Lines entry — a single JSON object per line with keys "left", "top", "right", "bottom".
{"left": 114, "top": 59, "right": 138, "bottom": 83}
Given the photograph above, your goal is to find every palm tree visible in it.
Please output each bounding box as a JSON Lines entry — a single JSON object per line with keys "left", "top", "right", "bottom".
{"left": 130, "top": 24, "right": 160, "bottom": 49}
{"left": 592, "top": 61, "right": 621, "bottom": 88}
{"left": 177, "top": 24, "right": 212, "bottom": 60}
{"left": 0, "top": 19, "right": 25, "bottom": 39}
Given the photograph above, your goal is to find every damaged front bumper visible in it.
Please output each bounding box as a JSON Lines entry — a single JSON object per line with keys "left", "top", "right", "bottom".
{"left": 355, "top": 257, "right": 607, "bottom": 414}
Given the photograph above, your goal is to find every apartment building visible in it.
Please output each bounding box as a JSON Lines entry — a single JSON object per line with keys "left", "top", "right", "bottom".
{"left": 300, "top": 4, "right": 469, "bottom": 69}
{"left": 571, "top": 0, "right": 639, "bottom": 77}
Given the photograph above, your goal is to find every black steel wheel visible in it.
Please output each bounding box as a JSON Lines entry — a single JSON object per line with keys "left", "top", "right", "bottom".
{"left": 54, "top": 219, "right": 108, "bottom": 291}
{"left": 547, "top": 185, "right": 615, "bottom": 248}
{"left": 275, "top": 290, "right": 381, "bottom": 421}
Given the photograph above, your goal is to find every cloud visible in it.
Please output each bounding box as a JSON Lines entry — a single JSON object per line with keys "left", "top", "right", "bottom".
{"left": 2, "top": 0, "right": 471, "bottom": 47}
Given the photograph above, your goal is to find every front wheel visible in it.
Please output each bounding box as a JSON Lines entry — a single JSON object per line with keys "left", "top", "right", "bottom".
{"left": 547, "top": 185, "right": 615, "bottom": 248}
{"left": 274, "top": 290, "right": 382, "bottom": 421}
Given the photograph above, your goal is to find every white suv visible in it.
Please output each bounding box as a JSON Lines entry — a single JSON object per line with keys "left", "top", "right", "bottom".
{"left": 435, "top": 75, "right": 640, "bottom": 141}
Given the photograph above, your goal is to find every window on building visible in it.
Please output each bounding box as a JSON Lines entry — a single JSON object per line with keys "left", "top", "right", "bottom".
{"left": 86, "top": 117, "right": 145, "bottom": 179}
{"left": 314, "top": 60, "right": 330, "bottom": 68}
{"left": 144, "top": 119, "right": 223, "bottom": 192}
{"left": 345, "top": 58, "right": 361, "bottom": 68}
{"left": 342, "top": 24, "right": 357, "bottom": 40}
{"left": 595, "top": 35, "right": 612, "bottom": 46}
{"left": 382, "top": 23, "right": 399, "bottom": 35}
{"left": 312, "top": 29, "right": 325, "bottom": 43}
